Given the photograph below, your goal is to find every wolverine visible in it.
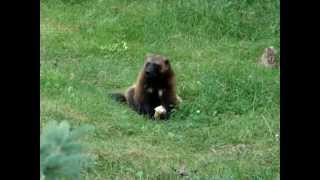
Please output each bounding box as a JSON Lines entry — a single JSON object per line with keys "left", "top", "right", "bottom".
{"left": 110, "top": 54, "right": 181, "bottom": 119}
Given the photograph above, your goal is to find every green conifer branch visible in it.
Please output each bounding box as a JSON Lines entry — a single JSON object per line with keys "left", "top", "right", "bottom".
{"left": 40, "top": 121, "right": 95, "bottom": 180}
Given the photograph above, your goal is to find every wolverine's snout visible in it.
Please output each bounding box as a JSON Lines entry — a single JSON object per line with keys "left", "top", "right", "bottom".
{"left": 145, "top": 63, "right": 160, "bottom": 79}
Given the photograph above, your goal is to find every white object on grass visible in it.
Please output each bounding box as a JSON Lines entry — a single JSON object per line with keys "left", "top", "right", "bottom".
{"left": 154, "top": 105, "right": 167, "bottom": 118}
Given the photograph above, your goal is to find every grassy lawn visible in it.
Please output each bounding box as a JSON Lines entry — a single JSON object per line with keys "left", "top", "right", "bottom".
{"left": 40, "top": 0, "right": 280, "bottom": 179}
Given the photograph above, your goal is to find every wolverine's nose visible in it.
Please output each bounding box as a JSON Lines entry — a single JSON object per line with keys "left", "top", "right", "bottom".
{"left": 145, "top": 71, "right": 151, "bottom": 76}
{"left": 145, "top": 63, "right": 160, "bottom": 78}
{"left": 145, "top": 70, "right": 158, "bottom": 79}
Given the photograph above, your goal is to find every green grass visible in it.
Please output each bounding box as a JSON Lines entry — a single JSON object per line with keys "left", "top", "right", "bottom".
{"left": 40, "top": 0, "right": 280, "bottom": 179}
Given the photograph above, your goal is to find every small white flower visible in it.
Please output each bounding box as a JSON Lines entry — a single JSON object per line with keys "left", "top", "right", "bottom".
{"left": 70, "top": 73, "right": 75, "bottom": 80}
{"left": 67, "top": 86, "right": 73, "bottom": 93}
{"left": 100, "top": 45, "right": 107, "bottom": 50}
{"left": 168, "top": 132, "right": 175, "bottom": 138}
{"left": 123, "top": 41, "right": 128, "bottom": 50}
{"left": 196, "top": 110, "right": 200, "bottom": 114}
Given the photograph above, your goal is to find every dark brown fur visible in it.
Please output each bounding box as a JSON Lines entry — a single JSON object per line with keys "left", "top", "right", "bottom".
{"left": 111, "top": 54, "right": 181, "bottom": 119}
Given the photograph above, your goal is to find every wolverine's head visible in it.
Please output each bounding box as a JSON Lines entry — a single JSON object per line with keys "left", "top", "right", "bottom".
{"left": 143, "top": 54, "right": 171, "bottom": 81}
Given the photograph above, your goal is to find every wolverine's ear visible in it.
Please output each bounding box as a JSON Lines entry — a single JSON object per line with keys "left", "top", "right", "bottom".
{"left": 164, "top": 58, "right": 170, "bottom": 65}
